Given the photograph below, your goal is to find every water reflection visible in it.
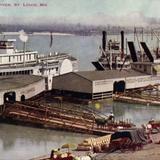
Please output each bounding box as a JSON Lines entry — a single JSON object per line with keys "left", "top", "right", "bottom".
{"left": 0, "top": 124, "right": 92, "bottom": 160}
{"left": 113, "top": 102, "right": 160, "bottom": 126}
{"left": 90, "top": 100, "right": 160, "bottom": 127}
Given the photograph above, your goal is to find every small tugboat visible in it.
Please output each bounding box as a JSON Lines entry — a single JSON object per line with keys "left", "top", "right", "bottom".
{"left": 0, "top": 33, "right": 78, "bottom": 90}
{"left": 92, "top": 31, "right": 131, "bottom": 71}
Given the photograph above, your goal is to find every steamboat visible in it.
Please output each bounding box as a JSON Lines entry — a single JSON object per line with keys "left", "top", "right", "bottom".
{"left": 0, "top": 36, "right": 78, "bottom": 90}
{"left": 92, "top": 31, "right": 131, "bottom": 71}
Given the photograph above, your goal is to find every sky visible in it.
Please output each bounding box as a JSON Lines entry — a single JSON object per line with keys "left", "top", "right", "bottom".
{"left": 0, "top": 0, "right": 160, "bottom": 26}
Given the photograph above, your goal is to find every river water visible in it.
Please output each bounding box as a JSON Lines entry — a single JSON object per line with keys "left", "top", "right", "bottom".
{"left": 0, "top": 124, "right": 92, "bottom": 160}
{"left": 0, "top": 33, "right": 160, "bottom": 160}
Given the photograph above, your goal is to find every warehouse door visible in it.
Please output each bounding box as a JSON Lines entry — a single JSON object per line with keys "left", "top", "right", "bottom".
{"left": 21, "top": 95, "right": 25, "bottom": 102}
{"left": 4, "top": 92, "right": 16, "bottom": 103}
{"left": 113, "top": 81, "right": 125, "bottom": 94}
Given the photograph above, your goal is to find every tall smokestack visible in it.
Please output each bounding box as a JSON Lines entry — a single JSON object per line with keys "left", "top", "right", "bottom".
{"left": 102, "top": 31, "right": 106, "bottom": 51}
{"left": 121, "top": 30, "right": 124, "bottom": 59}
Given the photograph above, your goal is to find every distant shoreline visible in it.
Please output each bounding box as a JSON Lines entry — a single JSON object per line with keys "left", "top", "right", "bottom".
{"left": 1, "top": 32, "right": 74, "bottom": 36}
{"left": 33, "top": 32, "right": 74, "bottom": 36}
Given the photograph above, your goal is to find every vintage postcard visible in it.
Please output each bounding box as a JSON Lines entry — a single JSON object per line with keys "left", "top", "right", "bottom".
{"left": 0, "top": 0, "right": 160, "bottom": 160}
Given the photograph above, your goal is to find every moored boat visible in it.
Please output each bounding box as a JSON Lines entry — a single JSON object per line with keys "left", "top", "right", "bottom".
{"left": 92, "top": 31, "right": 131, "bottom": 71}
{"left": 0, "top": 37, "right": 78, "bottom": 90}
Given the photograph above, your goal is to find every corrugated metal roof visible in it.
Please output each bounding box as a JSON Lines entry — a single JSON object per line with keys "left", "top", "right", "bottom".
{"left": 0, "top": 75, "right": 44, "bottom": 91}
{"left": 75, "top": 69, "right": 148, "bottom": 81}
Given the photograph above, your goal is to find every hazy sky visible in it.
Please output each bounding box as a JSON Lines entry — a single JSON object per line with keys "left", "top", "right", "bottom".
{"left": 0, "top": 0, "right": 160, "bottom": 26}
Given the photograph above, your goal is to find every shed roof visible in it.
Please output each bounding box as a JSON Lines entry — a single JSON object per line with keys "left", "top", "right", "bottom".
{"left": 0, "top": 75, "right": 44, "bottom": 91}
{"left": 75, "top": 69, "right": 148, "bottom": 81}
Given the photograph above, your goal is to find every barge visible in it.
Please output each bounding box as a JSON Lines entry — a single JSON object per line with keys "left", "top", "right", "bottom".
{"left": 0, "top": 99, "right": 135, "bottom": 136}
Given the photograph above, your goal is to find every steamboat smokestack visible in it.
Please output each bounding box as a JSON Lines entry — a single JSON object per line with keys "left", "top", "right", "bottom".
{"left": 121, "top": 30, "right": 124, "bottom": 59}
{"left": 102, "top": 31, "right": 106, "bottom": 51}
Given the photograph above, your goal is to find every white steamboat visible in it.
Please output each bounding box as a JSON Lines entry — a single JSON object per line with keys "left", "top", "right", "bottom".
{"left": 0, "top": 39, "right": 78, "bottom": 90}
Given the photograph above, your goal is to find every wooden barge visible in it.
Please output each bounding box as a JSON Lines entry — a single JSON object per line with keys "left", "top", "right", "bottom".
{"left": 0, "top": 100, "right": 135, "bottom": 136}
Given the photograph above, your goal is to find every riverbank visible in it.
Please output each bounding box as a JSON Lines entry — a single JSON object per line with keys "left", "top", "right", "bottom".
{"left": 31, "top": 143, "right": 160, "bottom": 160}
{"left": 95, "top": 143, "right": 160, "bottom": 160}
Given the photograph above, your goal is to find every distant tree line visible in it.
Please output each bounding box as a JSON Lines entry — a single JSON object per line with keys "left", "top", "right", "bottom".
{"left": 0, "top": 23, "right": 157, "bottom": 35}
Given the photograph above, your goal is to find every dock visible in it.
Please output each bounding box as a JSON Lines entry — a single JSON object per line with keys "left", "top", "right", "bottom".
{"left": 113, "top": 84, "right": 160, "bottom": 106}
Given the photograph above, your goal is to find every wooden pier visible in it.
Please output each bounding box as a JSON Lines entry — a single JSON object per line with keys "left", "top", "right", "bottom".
{"left": 113, "top": 84, "right": 160, "bottom": 106}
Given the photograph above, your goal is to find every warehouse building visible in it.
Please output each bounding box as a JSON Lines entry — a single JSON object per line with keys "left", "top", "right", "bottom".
{"left": 0, "top": 75, "right": 45, "bottom": 105}
{"left": 52, "top": 69, "right": 160, "bottom": 100}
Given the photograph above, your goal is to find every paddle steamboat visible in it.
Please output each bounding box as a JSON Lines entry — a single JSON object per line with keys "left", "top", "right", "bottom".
{"left": 0, "top": 38, "right": 78, "bottom": 90}
{"left": 92, "top": 31, "right": 131, "bottom": 71}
